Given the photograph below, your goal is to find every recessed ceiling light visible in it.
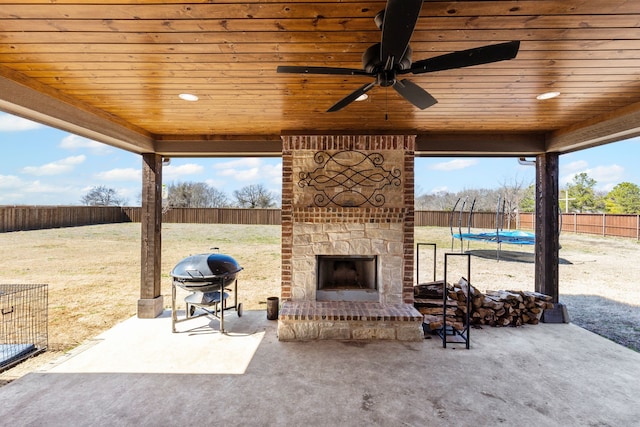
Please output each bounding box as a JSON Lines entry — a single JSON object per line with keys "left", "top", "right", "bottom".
{"left": 536, "top": 91, "right": 560, "bottom": 100}
{"left": 179, "top": 93, "right": 199, "bottom": 101}
{"left": 355, "top": 94, "right": 368, "bottom": 102}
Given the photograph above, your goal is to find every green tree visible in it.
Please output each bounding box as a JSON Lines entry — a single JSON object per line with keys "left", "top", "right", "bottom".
{"left": 605, "top": 182, "right": 640, "bottom": 213}
{"left": 567, "top": 172, "right": 602, "bottom": 213}
{"left": 519, "top": 184, "right": 535, "bottom": 212}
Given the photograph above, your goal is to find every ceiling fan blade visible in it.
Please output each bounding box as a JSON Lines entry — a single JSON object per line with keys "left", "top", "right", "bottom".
{"left": 277, "top": 65, "right": 370, "bottom": 76}
{"left": 404, "top": 41, "right": 521, "bottom": 75}
{"left": 380, "top": 0, "right": 423, "bottom": 69}
{"left": 392, "top": 79, "right": 437, "bottom": 110}
{"left": 327, "top": 82, "right": 376, "bottom": 112}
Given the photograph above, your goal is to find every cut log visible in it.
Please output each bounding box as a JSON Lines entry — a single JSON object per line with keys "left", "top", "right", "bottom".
{"left": 483, "top": 298, "right": 504, "bottom": 310}
{"left": 415, "top": 281, "right": 553, "bottom": 330}
{"left": 414, "top": 298, "right": 458, "bottom": 308}
{"left": 486, "top": 290, "right": 524, "bottom": 302}
{"left": 422, "top": 314, "right": 444, "bottom": 330}
{"left": 419, "top": 307, "right": 457, "bottom": 316}
{"left": 414, "top": 281, "right": 445, "bottom": 299}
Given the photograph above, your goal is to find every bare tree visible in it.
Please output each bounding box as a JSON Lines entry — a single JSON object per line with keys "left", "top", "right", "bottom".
{"left": 166, "top": 182, "right": 228, "bottom": 208}
{"left": 457, "top": 188, "right": 498, "bottom": 212}
{"left": 81, "top": 186, "right": 127, "bottom": 206}
{"left": 498, "top": 176, "right": 531, "bottom": 228}
{"left": 233, "top": 184, "right": 277, "bottom": 208}
{"left": 415, "top": 191, "right": 459, "bottom": 211}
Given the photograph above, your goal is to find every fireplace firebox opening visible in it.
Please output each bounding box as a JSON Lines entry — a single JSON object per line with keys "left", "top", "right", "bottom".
{"left": 316, "top": 255, "right": 378, "bottom": 302}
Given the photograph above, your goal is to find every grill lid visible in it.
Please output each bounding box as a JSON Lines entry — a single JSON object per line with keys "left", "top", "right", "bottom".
{"left": 170, "top": 253, "right": 243, "bottom": 282}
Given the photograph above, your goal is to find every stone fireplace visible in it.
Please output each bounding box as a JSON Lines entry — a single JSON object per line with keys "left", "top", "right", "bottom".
{"left": 277, "top": 135, "right": 423, "bottom": 341}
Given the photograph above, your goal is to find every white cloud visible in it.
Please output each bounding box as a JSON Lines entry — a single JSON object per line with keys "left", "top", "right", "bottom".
{"left": 561, "top": 162, "right": 624, "bottom": 190}
{"left": 21, "top": 155, "right": 86, "bottom": 176}
{"left": 212, "top": 158, "right": 282, "bottom": 185}
{"left": 589, "top": 164, "right": 625, "bottom": 185}
{"left": 0, "top": 174, "right": 24, "bottom": 190}
{"left": 22, "top": 180, "right": 74, "bottom": 194}
{"left": 213, "top": 158, "right": 262, "bottom": 170}
{"left": 563, "top": 160, "right": 589, "bottom": 174}
{"left": 95, "top": 168, "right": 141, "bottom": 182}
{"left": 218, "top": 166, "right": 258, "bottom": 179}
{"left": 116, "top": 186, "right": 138, "bottom": 204}
{"left": 429, "top": 159, "right": 478, "bottom": 171}
{"left": 0, "top": 175, "right": 76, "bottom": 204}
{"left": 162, "top": 163, "right": 205, "bottom": 181}
{"left": 0, "top": 113, "right": 44, "bottom": 131}
{"left": 430, "top": 186, "right": 449, "bottom": 194}
{"left": 59, "top": 134, "right": 112, "bottom": 155}
{"left": 263, "top": 162, "right": 283, "bottom": 185}
{"left": 204, "top": 178, "right": 226, "bottom": 190}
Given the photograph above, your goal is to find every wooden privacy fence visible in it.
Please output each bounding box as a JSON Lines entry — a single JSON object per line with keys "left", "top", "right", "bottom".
{"left": 416, "top": 210, "right": 500, "bottom": 230}
{"left": 0, "top": 206, "right": 281, "bottom": 232}
{"left": 519, "top": 212, "right": 640, "bottom": 240}
{"left": 1, "top": 206, "right": 639, "bottom": 240}
{"left": 123, "top": 207, "right": 281, "bottom": 224}
{"left": 159, "top": 207, "right": 281, "bottom": 225}
{"left": 0, "top": 206, "right": 132, "bottom": 232}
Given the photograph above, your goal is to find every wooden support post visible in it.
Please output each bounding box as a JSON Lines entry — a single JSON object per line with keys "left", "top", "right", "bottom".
{"left": 138, "top": 153, "right": 163, "bottom": 318}
{"left": 535, "top": 152, "right": 560, "bottom": 302}
{"left": 535, "top": 152, "right": 568, "bottom": 323}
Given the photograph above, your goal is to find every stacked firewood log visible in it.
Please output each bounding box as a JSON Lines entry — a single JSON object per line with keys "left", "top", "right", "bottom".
{"left": 414, "top": 278, "right": 554, "bottom": 331}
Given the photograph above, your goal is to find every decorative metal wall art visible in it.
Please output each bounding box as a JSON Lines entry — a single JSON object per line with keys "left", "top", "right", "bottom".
{"left": 298, "top": 150, "right": 402, "bottom": 207}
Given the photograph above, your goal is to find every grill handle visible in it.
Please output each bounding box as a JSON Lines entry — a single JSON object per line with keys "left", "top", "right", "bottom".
{"left": 185, "top": 269, "right": 206, "bottom": 279}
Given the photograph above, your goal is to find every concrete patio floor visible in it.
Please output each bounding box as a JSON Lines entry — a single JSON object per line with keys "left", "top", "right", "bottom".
{"left": 1, "top": 309, "right": 639, "bottom": 427}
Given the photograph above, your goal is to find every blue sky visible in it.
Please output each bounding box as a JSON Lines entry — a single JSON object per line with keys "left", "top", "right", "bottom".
{"left": 1, "top": 111, "right": 639, "bottom": 206}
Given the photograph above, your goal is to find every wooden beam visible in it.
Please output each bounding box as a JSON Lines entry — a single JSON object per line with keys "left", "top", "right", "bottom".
{"left": 546, "top": 101, "right": 640, "bottom": 153}
{"left": 154, "top": 135, "right": 282, "bottom": 157}
{"left": 155, "top": 132, "right": 547, "bottom": 157}
{"left": 0, "top": 65, "right": 154, "bottom": 154}
{"left": 415, "top": 133, "right": 546, "bottom": 156}
{"left": 138, "top": 153, "right": 163, "bottom": 319}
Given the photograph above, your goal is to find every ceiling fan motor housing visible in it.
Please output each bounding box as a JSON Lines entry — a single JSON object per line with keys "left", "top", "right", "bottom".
{"left": 362, "top": 43, "right": 412, "bottom": 74}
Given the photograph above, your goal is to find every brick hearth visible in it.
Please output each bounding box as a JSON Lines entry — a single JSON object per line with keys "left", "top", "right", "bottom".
{"left": 278, "top": 301, "right": 423, "bottom": 341}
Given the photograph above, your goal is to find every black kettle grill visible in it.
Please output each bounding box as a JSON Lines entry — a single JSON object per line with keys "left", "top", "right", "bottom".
{"left": 170, "top": 249, "right": 243, "bottom": 333}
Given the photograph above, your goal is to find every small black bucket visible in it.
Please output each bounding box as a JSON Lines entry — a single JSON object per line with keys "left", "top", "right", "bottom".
{"left": 266, "top": 296, "right": 279, "bottom": 320}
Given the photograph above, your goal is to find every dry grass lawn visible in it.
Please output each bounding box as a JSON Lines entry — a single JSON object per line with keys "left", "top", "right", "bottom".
{"left": 1, "top": 223, "right": 638, "bottom": 383}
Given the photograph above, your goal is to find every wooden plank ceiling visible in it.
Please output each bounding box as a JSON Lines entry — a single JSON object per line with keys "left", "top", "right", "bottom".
{"left": 1, "top": 0, "right": 640, "bottom": 156}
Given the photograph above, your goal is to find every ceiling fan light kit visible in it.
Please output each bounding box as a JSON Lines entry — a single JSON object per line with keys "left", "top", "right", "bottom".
{"left": 277, "top": 0, "right": 520, "bottom": 113}
{"left": 537, "top": 91, "right": 561, "bottom": 100}
{"left": 178, "top": 93, "right": 199, "bottom": 102}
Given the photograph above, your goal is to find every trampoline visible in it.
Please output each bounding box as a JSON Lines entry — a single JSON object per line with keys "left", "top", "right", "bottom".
{"left": 450, "top": 196, "right": 537, "bottom": 261}
{"left": 454, "top": 229, "right": 535, "bottom": 245}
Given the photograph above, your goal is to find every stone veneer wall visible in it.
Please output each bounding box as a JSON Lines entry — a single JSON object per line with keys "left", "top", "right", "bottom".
{"left": 281, "top": 135, "right": 415, "bottom": 305}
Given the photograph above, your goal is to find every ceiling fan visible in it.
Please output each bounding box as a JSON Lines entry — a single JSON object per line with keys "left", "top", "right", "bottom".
{"left": 276, "top": 0, "right": 520, "bottom": 112}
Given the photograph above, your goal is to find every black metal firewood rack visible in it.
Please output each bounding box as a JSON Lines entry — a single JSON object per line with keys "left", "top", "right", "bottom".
{"left": 437, "top": 253, "right": 471, "bottom": 349}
